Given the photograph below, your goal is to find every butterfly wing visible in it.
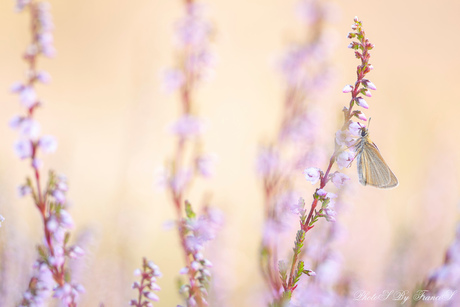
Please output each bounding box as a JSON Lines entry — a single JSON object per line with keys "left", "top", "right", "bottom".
{"left": 358, "top": 141, "right": 398, "bottom": 189}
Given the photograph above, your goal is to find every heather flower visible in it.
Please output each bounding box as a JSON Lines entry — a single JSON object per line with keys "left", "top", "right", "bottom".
{"left": 38, "top": 135, "right": 58, "bottom": 153}
{"left": 36, "top": 70, "right": 51, "bottom": 83}
{"left": 304, "top": 167, "right": 321, "bottom": 184}
{"left": 18, "top": 184, "right": 32, "bottom": 197}
{"left": 18, "top": 86, "right": 37, "bottom": 108}
{"left": 330, "top": 172, "right": 350, "bottom": 188}
{"left": 174, "top": 4, "right": 212, "bottom": 48}
{"left": 18, "top": 118, "right": 41, "bottom": 139}
{"left": 279, "top": 17, "right": 378, "bottom": 303}
{"left": 19, "top": 262, "right": 54, "bottom": 306}
{"left": 196, "top": 153, "right": 217, "bottom": 177}
{"left": 348, "top": 121, "right": 361, "bottom": 136}
{"left": 256, "top": 147, "right": 280, "bottom": 176}
{"left": 342, "top": 85, "right": 353, "bottom": 93}
{"left": 353, "top": 110, "right": 367, "bottom": 121}
{"left": 130, "top": 258, "right": 162, "bottom": 307}
{"left": 170, "top": 115, "right": 205, "bottom": 138}
{"left": 13, "top": 2, "right": 82, "bottom": 305}
{"left": 355, "top": 97, "right": 369, "bottom": 109}
{"left": 336, "top": 151, "right": 354, "bottom": 169}
{"left": 14, "top": 139, "right": 33, "bottom": 159}
{"left": 362, "top": 79, "right": 377, "bottom": 90}
{"left": 0, "top": 215, "right": 4, "bottom": 227}
{"left": 162, "top": 69, "right": 185, "bottom": 93}
{"left": 170, "top": 169, "right": 192, "bottom": 194}
{"left": 335, "top": 129, "right": 355, "bottom": 147}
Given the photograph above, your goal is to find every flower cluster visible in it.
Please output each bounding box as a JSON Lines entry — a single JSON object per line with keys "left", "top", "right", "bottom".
{"left": 257, "top": 1, "right": 337, "bottom": 303}
{"left": 157, "top": 1, "right": 220, "bottom": 305}
{"left": 130, "top": 258, "right": 163, "bottom": 307}
{"left": 177, "top": 202, "right": 222, "bottom": 306}
{"left": 11, "top": 2, "right": 83, "bottom": 306}
{"left": 420, "top": 223, "right": 460, "bottom": 305}
{"left": 277, "top": 17, "right": 376, "bottom": 304}
{"left": 18, "top": 261, "right": 53, "bottom": 307}
{"left": 163, "top": 2, "right": 215, "bottom": 94}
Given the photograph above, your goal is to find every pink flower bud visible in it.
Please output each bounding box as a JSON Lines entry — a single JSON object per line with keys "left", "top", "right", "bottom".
{"left": 342, "top": 85, "right": 353, "bottom": 93}
{"left": 363, "top": 79, "right": 377, "bottom": 90}
{"left": 353, "top": 110, "right": 367, "bottom": 121}
{"left": 356, "top": 97, "right": 369, "bottom": 109}
{"left": 316, "top": 189, "right": 327, "bottom": 198}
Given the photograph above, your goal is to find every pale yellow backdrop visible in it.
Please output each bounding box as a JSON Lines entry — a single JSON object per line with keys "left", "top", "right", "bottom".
{"left": 0, "top": 0, "right": 459, "bottom": 306}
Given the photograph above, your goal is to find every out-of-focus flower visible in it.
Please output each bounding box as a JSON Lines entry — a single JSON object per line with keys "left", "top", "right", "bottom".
{"left": 348, "top": 122, "right": 361, "bottom": 136}
{"left": 304, "top": 167, "right": 321, "bottom": 184}
{"left": 336, "top": 151, "right": 354, "bottom": 169}
{"left": 39, "top": 135, "right": 58, "bottom": 153}
{"left": 330, "top": 172, "right": 350, "bottom": 188}
{"left": 170, "top": 115, "right": 205, "bottom": 138}
{"left": 162, "top": 69, "right": 185, "bottom": 93}
{"left": 335, "top": 129, "right": 356, "bottom": 147}
{"left": 256, "top": 147, "right": 280, "bottom": 176}
{"left": 14, "top": 139, "right": 33, "bottom": 159}
{"left": 196, "top": 153, "right": 217, "bottom": 178}
{"left": 130, "top": 258, "right": 162, "bottom": 306}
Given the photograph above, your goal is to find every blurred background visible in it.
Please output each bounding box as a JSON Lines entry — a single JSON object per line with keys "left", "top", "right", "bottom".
{"left": 0, "top": 0, "right": 459, "bottom": 306}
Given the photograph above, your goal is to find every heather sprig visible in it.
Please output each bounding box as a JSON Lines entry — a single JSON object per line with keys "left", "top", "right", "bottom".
{"left": 276, "top": 16, "right": 376, "bottom": 303}
{"left": 158, "top": 1, "right": 219, "bottom": 305}
{"left": 130, "top": 258, "right": 163, "bottom": 307}
{"left": 258, "top": 0, "right": 336, "bottom": 302}
{"left": 176, "top": 201, "right": 218, "bottom": 307}
{"left": 412, "top": 223, "right": 460, "bottom": 306}
{"left": 11, "top": 1, "right": 83, "bottom": 306}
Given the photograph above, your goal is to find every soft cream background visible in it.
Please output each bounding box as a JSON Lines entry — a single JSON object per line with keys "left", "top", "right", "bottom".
{"left": 0, "top": 0, "right": 459, "bottom": 306}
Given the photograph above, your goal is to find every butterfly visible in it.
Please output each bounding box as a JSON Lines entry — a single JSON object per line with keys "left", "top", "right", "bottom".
{"left": 355, "top": 126, "right": 398, "bottom": 188}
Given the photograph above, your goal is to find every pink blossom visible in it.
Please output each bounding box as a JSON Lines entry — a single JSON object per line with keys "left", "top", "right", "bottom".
{"left": 336, "top": 151, "right": 354, "bottom": 169}
{"left": 256, "top": 147, "right": 280, "bottom": 176}
{"left": 348, "top": 122, "right": 361, "bottom": 136}
{"left": 170, "top": 115, "right": 205, "bottom": 138}
{"left": 174, "top": 4, "right": 211, "bottom": 48}
{"left": 14, "top": 139, "right": 33, "bottom": 159}
{"left": 18, "top": 185, "right": 32, "bottom": 197}
{"left": 162, "top": 69, "right": 185, "bottom": 93}
{"left": 19, "top": 118, "right": 41, "bottom": 139}
{"left": 36, "top": 71, "right": 51, "bottom": 83}
{"left": 39, "top": 135, "right": 58, "bottom": 153}
{"left": 316, "top": 189, "right": 327, "bottom": 198}
{"left": 304, "top": 167, "right": 321, "bottom": 184}
{"left": 330, "top": 172, "right": 350, "bottom": 188}
{"left": 363, "top": 79, "right": 377, "bottom": 90}
{"left": 356, "top": 97, "right": 369, "bottom": 109}
{"left": 196, "top": 153, "right": 217, "bottom": 177}
{"left": 335, "top": 129, "right": 356, "bottom": 147}
{"left": 342, "top": 85, "right": 353, "bottom": 93}
{"left": 353, "top": 110, "right": 367, "bottom": 121}
{"left": 170, "top": 169, "right": 192, "bottom": 194}
{"left": 32, "top": 158, "right": 43, "bottom": 169}
{"left": 19, "top": 86, "right": 37, "bottom": 108}
{"left": 9, "top": 115, "right": 22, "bottom": 129}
